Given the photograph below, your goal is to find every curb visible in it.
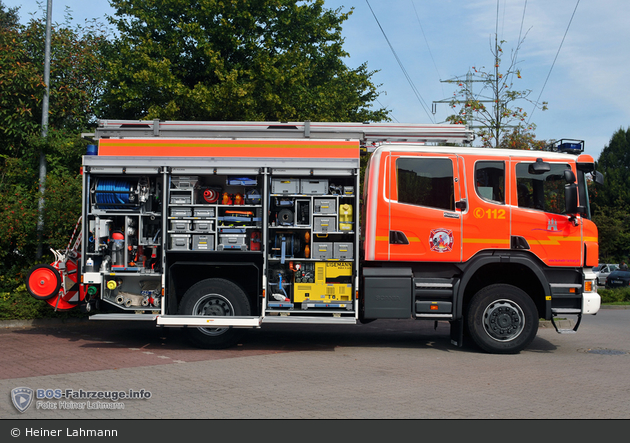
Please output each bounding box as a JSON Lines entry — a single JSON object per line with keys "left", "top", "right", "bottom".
{"left": 0, "top": 317, "right": 89, "bottom": 329}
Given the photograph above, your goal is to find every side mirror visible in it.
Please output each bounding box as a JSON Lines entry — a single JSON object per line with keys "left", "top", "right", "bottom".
{"left": 565, "top": 183, "right": 581, "bottom": 215}
{"left": 593, "top": 170, "right": 604, "bottom": 185}
{"left": 564, "top": 169, "right": 576, "bottom": 184}
{"left": 529, "top": 158, "right": 551, "bottom": 175}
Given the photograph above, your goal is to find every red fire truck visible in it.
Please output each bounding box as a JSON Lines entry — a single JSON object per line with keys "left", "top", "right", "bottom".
{"left": 26, "top": 120, "right": 602, "bottom": 354}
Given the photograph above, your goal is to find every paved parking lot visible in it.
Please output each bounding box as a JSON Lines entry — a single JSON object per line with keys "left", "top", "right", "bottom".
{"left": 1, "top": 307, "right": 629, "bottom": 419}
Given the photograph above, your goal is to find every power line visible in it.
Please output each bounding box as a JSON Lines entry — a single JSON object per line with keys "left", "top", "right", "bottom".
{"left": 366, "top": 0, "right": 434, "bottom": 122}
{"left": 528, "top": 0, "right": 580, "bottom": 124}
{"left": 411, "top": 0, "right": 444, "bottom": 96}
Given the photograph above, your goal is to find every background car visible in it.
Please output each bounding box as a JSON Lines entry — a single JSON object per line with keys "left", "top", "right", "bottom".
{"left": 593, "top": 264, "right": 619, "bottom": 286}
{"left": 604, "top": 270, "right": 630, "bottom": 288}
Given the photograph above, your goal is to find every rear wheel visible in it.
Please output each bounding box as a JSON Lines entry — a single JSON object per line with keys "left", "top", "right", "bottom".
{"left": 466, "top": 284, "right": 538, "bottom": 354}
{"left": 178, "top": 278, "right": 251, "bottom": 349}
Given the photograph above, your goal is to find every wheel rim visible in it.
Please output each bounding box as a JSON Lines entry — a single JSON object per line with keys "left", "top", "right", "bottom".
{"left": 192, "top": 293, "right": 235, "bottom": 336}
{"left": 28, "top": 266, "right": 60, "bottom": 299}
{"left": 482, "top": 299, "right": 525, "bottom": 342}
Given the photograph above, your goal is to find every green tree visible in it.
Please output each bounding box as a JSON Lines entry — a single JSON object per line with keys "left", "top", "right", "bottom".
{"left": 446, "top": 36, "right": 547, "bottom": 148}
{"left": 591, "top": 127, "right": 630, "bottom": 210}
{"left": 590, "top": 127, "right": 630, "bottom": 263}
{"left": 0, "top": 0, "right": 18, "bottom": 30}
{"left": 498, "top": 126, "right": 546, "bottom": 151}
{"left": 99, "top": 0, "right": 388, "bottom": 122}
{"left": 0, "top": 6, "right": 110, "bottom": 292}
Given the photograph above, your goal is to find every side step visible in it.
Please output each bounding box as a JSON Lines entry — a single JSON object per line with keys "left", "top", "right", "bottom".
{"left": 90, "top": 313, "right": 158, "bottom": 321}
{"left": 414, "top": 277, "right": 458, "bottom": 317}
{"left": 550, "top": 308, "right": 582, "bottom": 334}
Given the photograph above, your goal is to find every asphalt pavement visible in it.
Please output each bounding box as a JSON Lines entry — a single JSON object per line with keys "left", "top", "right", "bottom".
{"left": 1, "top": 307, "right": 629, "bottom": 420}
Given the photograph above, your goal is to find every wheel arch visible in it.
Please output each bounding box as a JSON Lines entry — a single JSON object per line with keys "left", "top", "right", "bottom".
{"left": 166, "top": 259, "right": 261, "bottom": 315}
{"left": 457, "top": 252, "right": 550, "bottom": 320}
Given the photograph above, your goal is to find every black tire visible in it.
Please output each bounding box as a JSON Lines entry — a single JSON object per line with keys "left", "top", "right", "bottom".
{"left": 178, "top": 278, "right": 251, "bottom": 349}
{"left": 26, "top": 264, "right": 61, "bottom": 300}
{"left": 466, "top": 284, "right": 539, "bottom": 354}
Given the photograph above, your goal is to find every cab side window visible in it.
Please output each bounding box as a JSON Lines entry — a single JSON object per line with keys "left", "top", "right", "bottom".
{"left": 475, "top": 161, "right": 505, "bottom": 204}
{"left": 396, "top": 158, "right": 454, "bottom": 210}
{"left": 516, "top": 163, "right": 570, "bottom": 214}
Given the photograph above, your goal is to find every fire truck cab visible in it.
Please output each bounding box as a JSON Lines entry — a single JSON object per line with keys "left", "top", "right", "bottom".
{"left": 361, "top": 141, "right": 601, "bottom": 353}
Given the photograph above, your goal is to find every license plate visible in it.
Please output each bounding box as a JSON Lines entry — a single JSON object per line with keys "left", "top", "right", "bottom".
{"left": 612, "top": 280, "right": 623, "bottom": 284}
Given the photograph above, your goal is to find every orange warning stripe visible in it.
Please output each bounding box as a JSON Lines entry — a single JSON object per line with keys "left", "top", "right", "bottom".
{"left": 98, "top": 139, "right": 360, "bottom": 159}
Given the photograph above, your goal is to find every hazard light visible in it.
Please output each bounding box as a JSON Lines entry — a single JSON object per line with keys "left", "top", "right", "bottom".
{"left": 549, "top": 139, "right": 584, "bottom": 154}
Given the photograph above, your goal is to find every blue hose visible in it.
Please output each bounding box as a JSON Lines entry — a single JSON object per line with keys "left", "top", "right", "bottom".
{"left": 95, "top": 180, "right": 133, "bottom": 209}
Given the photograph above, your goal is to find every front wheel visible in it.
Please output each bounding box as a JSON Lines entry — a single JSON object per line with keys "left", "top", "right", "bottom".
{"left": 178, "top": 278, "right": 251, "bottom": 349}
{"left": 466, "top": 284, "right": 539, "bottom": 354}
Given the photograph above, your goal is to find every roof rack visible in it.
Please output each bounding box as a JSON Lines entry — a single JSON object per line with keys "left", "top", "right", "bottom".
{"left": 94, "top": 119, "right": 474, "bottom": 145}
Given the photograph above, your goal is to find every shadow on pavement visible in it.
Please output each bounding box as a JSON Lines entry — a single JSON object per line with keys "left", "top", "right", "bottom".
{"left": 5, "top": 318, "right": 558, "bottom": 355}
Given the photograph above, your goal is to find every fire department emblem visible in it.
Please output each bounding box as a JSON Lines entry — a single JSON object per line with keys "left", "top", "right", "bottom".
{"left": 429, "top": 229, "right": 454, "bottom": 253}
{"left": 11, "top": 387, "right": 34, "bottom": 413}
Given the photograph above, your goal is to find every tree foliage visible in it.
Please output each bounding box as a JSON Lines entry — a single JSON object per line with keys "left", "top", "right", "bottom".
{"left": 498, "top": 126, "right": 546, "bottom": 151}
{"left": 0, "top": 0, "right": 18, "bottom": 30}
{"left": 0, "top": 5, "right": 109, "bottom": 293}
{"left": 446, "top": 36, "right": 547, "bottom": 148}
{"left": 588, "top": 128, "right": 630, "bottom": 263}
{"left": 99, "top": 0, "right": 388, "bottom": 122}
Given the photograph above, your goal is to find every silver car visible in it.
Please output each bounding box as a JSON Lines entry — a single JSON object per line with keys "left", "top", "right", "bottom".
{"left": 593, "top": 264, "right": 619, "bottom": 286}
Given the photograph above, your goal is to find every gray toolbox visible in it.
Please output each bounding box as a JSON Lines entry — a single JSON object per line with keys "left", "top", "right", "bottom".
{"left": 218, "top": 234, "right": 248, "bottom": 250}
{"left": 194, "top": 207, "right": 215, "bottom": 217}
{"left": 170, "top": 191, "right": 192, "bottom": 204}
{"left": 192, "top": 220, "right": 213, "bottom": 232}
{"left": 271, "top": 178, "right": 299, "bottom": 194}
{"left": 192, "top": 234, "right": 214, "bottom": 251}
{"left": 333, "top": 242, "right": 354, "bottom": 260}
{"left": 312, "top": 242, "right": 333, "bottom": 260}
{"left": 169, "top": 234, "right": 190, "bottom": 250}
{"left": 314, "top": 198, "right": 336, "bottom": 214}
{"left": 170, "top": 220, "right": 190, "bottom": 232}
{"left": 314, "top": 216, "right": 336, "bottom": 233}
{"left": 170, "top": 207, "right": 192, "bottom": 217}
{"left": 300, "top": 179, "right": 328, "bottom": 195}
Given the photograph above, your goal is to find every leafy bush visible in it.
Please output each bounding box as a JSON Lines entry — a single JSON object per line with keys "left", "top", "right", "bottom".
{"left": 0, "top": 284, "right": 87, "bottom": 320}
{"left": 598, "top": 287, "right": 630, "bottom": 304}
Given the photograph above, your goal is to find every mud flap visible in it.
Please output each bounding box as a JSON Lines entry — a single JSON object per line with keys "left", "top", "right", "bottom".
{"left": 450, "top": 319, "right": 464, "bottom": 347}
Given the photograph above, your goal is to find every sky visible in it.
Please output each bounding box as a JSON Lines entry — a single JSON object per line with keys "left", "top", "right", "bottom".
{"left": 4, "top": 0, "right": 629, "bottom": 160}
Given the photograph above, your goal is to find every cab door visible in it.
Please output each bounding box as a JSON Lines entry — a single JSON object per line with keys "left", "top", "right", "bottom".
{"left": 510, "top": 159, "right": 582, "bottom": 266}
{"left": 387, "top": 153, "right": 464, "bottom": 262}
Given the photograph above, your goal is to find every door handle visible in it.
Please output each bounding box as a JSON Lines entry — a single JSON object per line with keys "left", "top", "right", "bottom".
{"left": 443, "top": 212, "right": 460, "bottom": 219}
